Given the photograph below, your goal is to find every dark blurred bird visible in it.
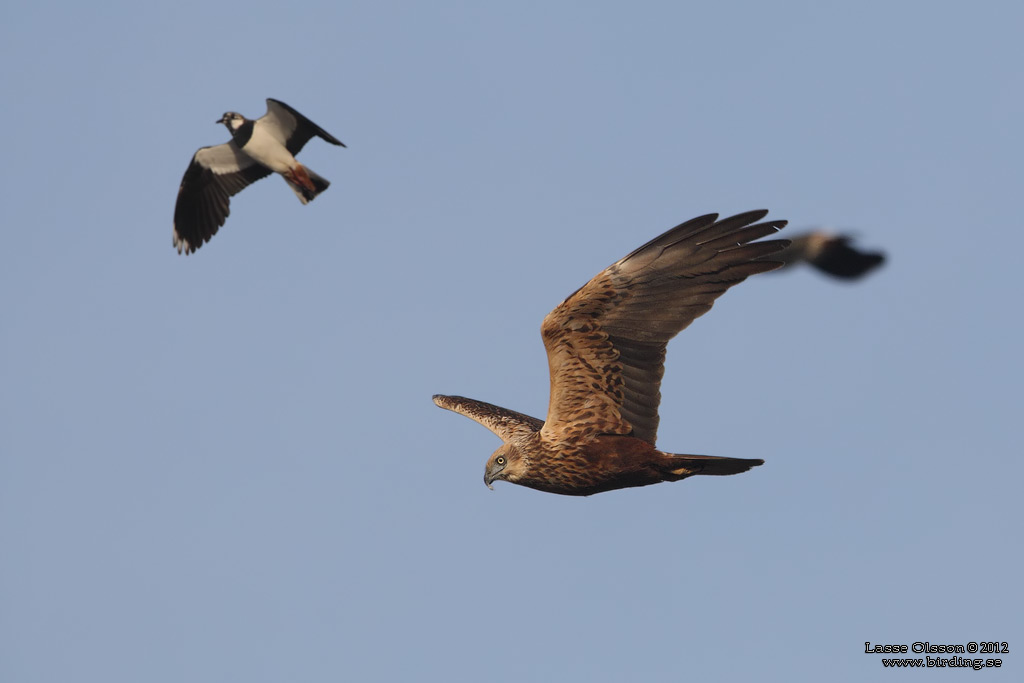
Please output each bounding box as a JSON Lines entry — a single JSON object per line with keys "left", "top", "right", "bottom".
{"left": 767, "top": 230, "right": 885, "bottom": 279}
{"left": 173, "top": 98, "right": 345, "bottom": 254}
{"left": 434, "top": 210, "right": 789, "bottom": 496}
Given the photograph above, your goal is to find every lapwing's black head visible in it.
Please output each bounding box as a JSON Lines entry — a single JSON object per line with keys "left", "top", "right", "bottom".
{"left": 216, "top": 112, "right": 246, "bottom": 133}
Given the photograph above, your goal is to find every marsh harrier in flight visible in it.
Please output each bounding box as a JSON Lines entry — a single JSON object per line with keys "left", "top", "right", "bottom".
{"left": 433, "top": 210, "right": 788, "bottom": 496}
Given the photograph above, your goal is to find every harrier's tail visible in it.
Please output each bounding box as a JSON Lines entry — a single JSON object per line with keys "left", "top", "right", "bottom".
{"left": 661, "top": 453, "right": 764, "bottom": 479}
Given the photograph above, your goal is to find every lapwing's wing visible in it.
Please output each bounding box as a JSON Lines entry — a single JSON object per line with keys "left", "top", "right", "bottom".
{"left": 263, "top": 99, "right": 346, "bottom": 156}
{"left": 173, "top": 142, "right": 272, "bottom": 254}
{"left": 539, "top": 211, "right": 789, "bottom": 447}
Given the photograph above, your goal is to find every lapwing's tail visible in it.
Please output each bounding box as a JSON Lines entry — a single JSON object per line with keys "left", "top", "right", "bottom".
{"left": 283, "top": 163, "right": 331, "bottom": 204}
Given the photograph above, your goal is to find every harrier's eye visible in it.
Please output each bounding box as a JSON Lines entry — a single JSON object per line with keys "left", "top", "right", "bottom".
{"left": 496, "top": 456, "right": 506, "bottom": 466}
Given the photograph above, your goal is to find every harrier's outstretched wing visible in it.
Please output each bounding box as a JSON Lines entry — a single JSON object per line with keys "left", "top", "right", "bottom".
{"left": 770, "top": 231, "right": 885, "bottom": 279}
{"left": 432, "top": 394, "right": 544, "bottom": 443}
{"left": 539, "top": 210, "right": 788, "bottom": 447}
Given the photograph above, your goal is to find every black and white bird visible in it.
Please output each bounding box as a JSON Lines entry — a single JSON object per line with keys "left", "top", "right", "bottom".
{"left": 173, "top": 98, "right": 345, "bottom": 254}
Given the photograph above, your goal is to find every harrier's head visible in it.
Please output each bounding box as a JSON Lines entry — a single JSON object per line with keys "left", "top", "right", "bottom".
{"left": 216, "top": 111, "right": 245, "bottom": 132}
{"left": 484, "top": 443, "right": 527, "bottom": 490}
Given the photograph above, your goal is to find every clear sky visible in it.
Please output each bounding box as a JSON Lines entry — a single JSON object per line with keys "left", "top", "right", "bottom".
{"left": 2, "top": 1, "right": 1021, "bottom": 681}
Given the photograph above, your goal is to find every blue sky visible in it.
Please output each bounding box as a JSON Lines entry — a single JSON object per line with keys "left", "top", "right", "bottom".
{"left": 2, "top": 1, "right": 1021, "bottom": 681}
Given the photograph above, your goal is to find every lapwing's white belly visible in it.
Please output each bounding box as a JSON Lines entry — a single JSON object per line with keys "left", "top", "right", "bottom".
{"left": 243, "top": 123, "right": 297, "bottom": 174}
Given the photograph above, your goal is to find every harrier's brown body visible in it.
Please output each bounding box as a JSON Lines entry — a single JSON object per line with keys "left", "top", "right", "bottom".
{"left": 433, "top": 210, "right": 788, "bottom": 496}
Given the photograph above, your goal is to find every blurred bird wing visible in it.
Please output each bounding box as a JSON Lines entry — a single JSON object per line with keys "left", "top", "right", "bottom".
{"left": 771, "top": 231, "right": 885, "bottom": 279}
{"left": 432, "top": 394, "right": 544, "bottom": 443}
{"left": 540, "top": 211, "right": 788, "bottom": 447}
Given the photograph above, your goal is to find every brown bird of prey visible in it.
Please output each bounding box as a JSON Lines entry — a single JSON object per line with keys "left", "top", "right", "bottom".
{"left": 433, "top": 210, "right": 789, "bottom": 496}
{"left": 767, "top": 230, "right": 885, "bottom": 279}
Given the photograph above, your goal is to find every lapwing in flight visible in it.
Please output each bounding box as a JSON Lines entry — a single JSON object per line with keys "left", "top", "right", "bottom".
{"left": 173, "top": 98, "right": 345, "bottom": 254}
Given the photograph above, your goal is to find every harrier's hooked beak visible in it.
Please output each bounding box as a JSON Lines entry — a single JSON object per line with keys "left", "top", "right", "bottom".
{"left": 483, "top": 472, "right": 495, "bottom": 490}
